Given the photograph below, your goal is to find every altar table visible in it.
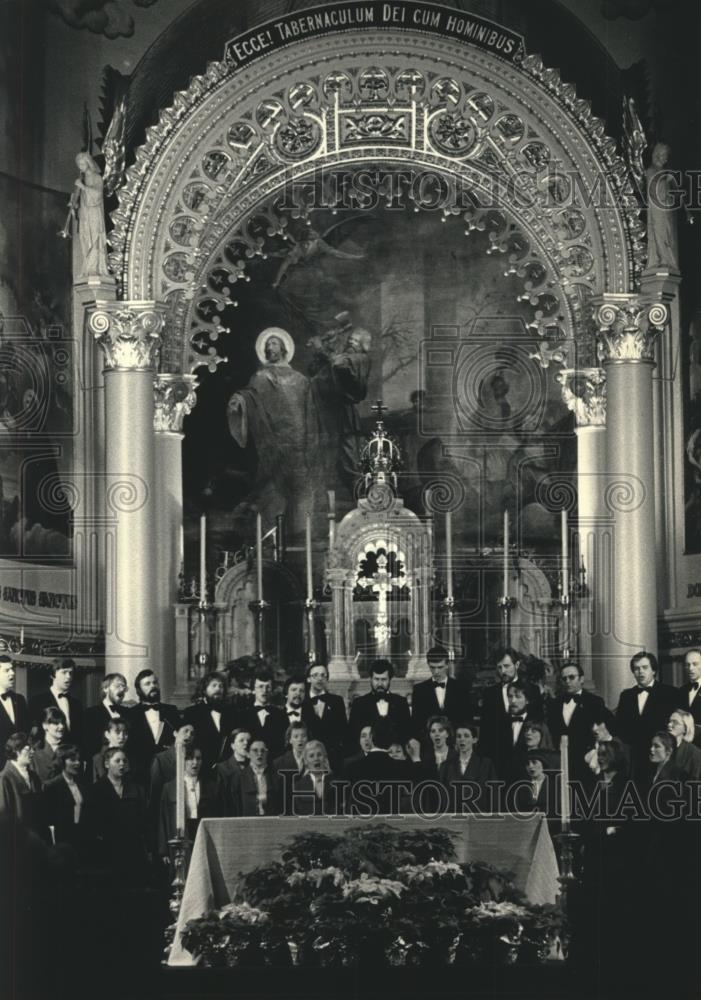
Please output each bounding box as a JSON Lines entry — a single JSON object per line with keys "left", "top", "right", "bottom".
{"left": 168, "top": 814, "right": 560, "bottom": 965}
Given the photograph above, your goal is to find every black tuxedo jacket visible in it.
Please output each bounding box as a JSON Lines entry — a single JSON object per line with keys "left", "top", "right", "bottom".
{"left": 411, "top": 677, "right": 474, "bottom": 740}
{"left": 157, "top": 776, "right": 221, "bottom": 854}
{"left": 677, "top": 684, "right": 701, "bottom": 744}
{"left": 439, "top": 752, "right": 497, "bottom": 812}
{"left": 347, "top": 691, "right": 411, "bottom": 749}
{"left": 547, "top": 691, "right": 611, "bottom": 775}
{"left": 493, "top": 711, "right": 550, "bottom": 783}
{"left": 182, "top": 701, "right": 236, "bottom": 770}
{"left": 0, "top": 692, "right": 28, "bottom": 764}
{"left": 43, "top": 773, "right": 88, "bottom": 847}
{"left": 615, "top": 683, "right": 682, "bottom": 773}
{"left": 0, "top": 761, "right": 46, "bottom": 836}
{"left": 83, "top": 703, "right": 130, "bottom": 758}
{"left": 301, "top": 692, "right": 348, "bottom": 759}
{"left": 238, "top": 704, "right": 288, "bottom": 758}
{"left": 345, "top": 749, "right": 414, "bottom": 814}
{"left": 236, "top": 766, "right": 281, "bottom": 817}
{"left": 28, "top": 690, "right": 83, "bottom": 748}
{"left": 214, "top": 757, "right": 249, "bottom": 816}
{"left": 477, "top": 683, "right": 512, "bottom": 760}
{"left": 127, "top": 702, "right": 180, "bottom": 780}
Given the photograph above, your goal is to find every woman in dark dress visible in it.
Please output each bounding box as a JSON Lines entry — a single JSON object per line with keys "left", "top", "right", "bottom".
{"left": 43, "top": 743, "right": 88, "bottom": 855}
{"left": 86, "top": 746, "right": 150, "bottom": 884}
{"left": 439, "top": 723, "right": 496, "bottom": 813}
{"left": 0, "top": 732, "right": 47, "bottom": 838}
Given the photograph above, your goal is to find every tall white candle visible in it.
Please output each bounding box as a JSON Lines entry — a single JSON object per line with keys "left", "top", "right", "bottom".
{"left": 327, "top": 490, "right": 336, "bottom": 548}
{"left": 560, "top": 735, "right": 570, "bottom": 829}
{"left": 305, "top": 514, "right": 313, "bottom": 601}
{"left": 175, "top": 736, "right": 185, "bottom": 835}
{"left": 19, "top": 626, "right": 24, "bottom": 647}
{"left": 256, "top": 512, "right": 263, "bottom": 603}
{"left": 503, "top": 509, "right": 509, "bottom": 597}
{"left": 445, "top": 511, "right": 453, "bottom": 601}
{"left": 560, "top": 509, "right": 569, "bottom": 596}
{"left": 199, "top": 514, "right": 206, "bottom": 603}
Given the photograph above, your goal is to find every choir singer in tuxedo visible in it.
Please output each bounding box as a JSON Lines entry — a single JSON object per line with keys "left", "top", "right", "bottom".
{"left": 347, "top": 659, "right": 411, "bottom": 750}
{"left": 547, "top": 662, "right": 611, "bottom": 781}
{"left": 301, "top": 663, "right": 347, "bottom": 765}
{"left": 615, "top": 652, "right": 681, "bottom": 780}
{"left": 83, "top": 672, "right": 129, "bottom": 759}
{"left": 0, "top": 655, "right": 28, "bottom": 766}
{"left": 411, "top": 645, "right": 474, "bottom": 739}
{"left": 28, "top": 657, "right": 83, "bottom": 750}
{"left": 183, "top": 671, "right": 235, "bottom": 770}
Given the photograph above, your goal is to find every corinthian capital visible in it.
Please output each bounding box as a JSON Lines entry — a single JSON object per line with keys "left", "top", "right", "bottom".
{"left": 556, "top": 368, "right": 606, "bottom": 428}
{"left": 594, "top": 295, "right": 668, "bottom": 363}
{"left": 154, "top": 373, "right": 198, "bottom": 433}
{"left": 88, "top": 300, "right": 166, "bottom": 371}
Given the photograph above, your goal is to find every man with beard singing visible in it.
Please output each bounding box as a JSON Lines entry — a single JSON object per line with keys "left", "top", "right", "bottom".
{"left": 183, "top": 671, "right": 235, "bottom": 771}
{"left": 128, "top": 669, "right": 180, "bottom": 784}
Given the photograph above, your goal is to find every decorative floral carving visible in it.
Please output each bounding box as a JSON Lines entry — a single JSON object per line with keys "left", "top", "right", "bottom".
{"left": 153, "top": 373, "right": 198, "bottom": 433}
{"left": 429, "top": 113, "right": 476, "bottom": 155}
{"left": 556, "top": 367, "right": 606, "bottom": 427}
{"left": 595, "top": 297, "right": 668, "bottom": 362}
{"left": 342, "top": 114, "right": 408, "bottom": 142}
{"left": 88, "top": 301, "right": 165, "bottom": 371}
{"left": 274, "top": 116, "right": 322, "bottom": 159}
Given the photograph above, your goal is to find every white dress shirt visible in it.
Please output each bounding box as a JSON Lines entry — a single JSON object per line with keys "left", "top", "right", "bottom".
{"left": 63, "top": 773, "right": 83, "bottom": 824}
{"left": 562, "top": 699, "right": 577, "bottom": 727}
{"left": 637, "top": 686, "right": 652, "bottom": 715}
{"left": 210, "top": 709, "right": 222, "bottom": 732}
{"left": 185, "top": 777, "right": 200, "bottom": 819}
{"left": 376, "top": 697, "right": 389, "bottom": 718}
{"left": 689, "top": 682, "right": 700, "bottom": 707}
{"left": 511, "top": 717, "right": 525, "bottom": 745}
{"left": 144, "top": 706, "right": 164, "bottom": 743}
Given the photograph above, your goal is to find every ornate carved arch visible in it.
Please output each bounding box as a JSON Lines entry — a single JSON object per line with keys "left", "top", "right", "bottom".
{"left": 111, "top": 27, "right": 643, "bottom": 373}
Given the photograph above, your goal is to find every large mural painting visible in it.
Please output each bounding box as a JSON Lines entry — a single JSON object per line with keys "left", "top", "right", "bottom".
{"left": 182, "top": 177, "right": 575, "bottom": 569}
{"left": 0, "top": 174, "right": 73, "bottom": 560}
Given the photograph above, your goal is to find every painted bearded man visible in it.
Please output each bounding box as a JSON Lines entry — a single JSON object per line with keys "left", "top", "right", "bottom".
{"left": 227, "top": 327, "right": 317, "bottom": 532}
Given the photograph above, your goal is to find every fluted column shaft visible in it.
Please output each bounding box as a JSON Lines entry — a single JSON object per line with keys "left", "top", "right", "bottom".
{"left": 595, "top": 296, "right": 668, "bottom": 705}
{"left": 87, "top": 301, "right": 165, "bottom": 692}
{"left": 557, "top": 368, "right": 607, "bottom": 690}
{"left": 153, "top": 374, "right": 198, "bottom": 700}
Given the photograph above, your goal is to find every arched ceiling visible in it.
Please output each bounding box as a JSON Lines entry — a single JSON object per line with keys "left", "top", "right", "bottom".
{"left": 110, "top": 26, "right": 643, "bottom": 374}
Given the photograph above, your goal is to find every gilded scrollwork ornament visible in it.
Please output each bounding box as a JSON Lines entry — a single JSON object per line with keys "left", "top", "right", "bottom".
{"left": 556, "top": 367, "right": 606, "bottom": 427}
{"left": 153, "top": 373, "right": 199, "bottom": 433}
{"left": 594, "top": 297, "right": 668, "bottom": 363}
{"left": 88, "top": 301, "right": 166, "bottom": 370}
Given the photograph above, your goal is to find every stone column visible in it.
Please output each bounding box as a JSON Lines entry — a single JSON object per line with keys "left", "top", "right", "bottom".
{"left": 87, "top": 301, "right": 165, "bottom": 693}
{"left": 594, "top": 296, "right": 668, "bottom": 705}
{"left": 72, "top": 276, "right": 116, "bottom": 642}
{"left": 153, "top": 374, "right": 198, "bottom": 701}
{"left": 557, "top": 367, "right": 607, "bottom": 693}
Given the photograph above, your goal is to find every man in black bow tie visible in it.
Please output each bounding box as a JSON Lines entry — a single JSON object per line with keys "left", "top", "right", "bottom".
{"left": 410, "top": 645, "right": 474, "bottom": 741}
{"left": 546, "top": 661, "right": 610, "bottom": 781}
{"left": 678, "top": 648, "right": 701, "bottom": 746}
{"left": 301, "top": 663, "right": 347, "bottom": 767}
{"left": 238, "top": 670, "right": 287, "bottom": 758}
{"left": 478, "top": 647, "right": 523, "bottom": 762}
{"left": 283, "top": 675, "right": 306, "bottom": 725}
{"left": 615, "top": 651, "right": 682, "bottom": 780}
{"left": 28, "top": 657, "right": 83, "bottom": 751}
{"left": 347, "top": 659, "right": 411, "bottom": 751}
{"left": 0, "top": 655, "right": 28, "bottom": 766}
{"left": 127, "top": 669, "right": 181, "bottom": 784}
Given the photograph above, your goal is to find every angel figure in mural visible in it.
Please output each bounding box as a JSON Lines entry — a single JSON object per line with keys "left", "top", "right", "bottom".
{"left": 271, "top": 218, "right": 368, "bottom": 288}
{"left": 227, "top": 327, "right": 317, "bottom": 533}
{"left": 63, "top": 152, "right": 110, "bottom": 276}
{"left": 309, "top": 311, "right": 372, "bottom": 495}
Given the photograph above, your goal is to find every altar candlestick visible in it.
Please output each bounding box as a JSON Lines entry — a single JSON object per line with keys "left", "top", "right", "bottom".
{"left": 327, "top": 490, "right": 336, "bottom": 547}
{"left": 503, "top": 509, "right": 509, "bottom": 597}
{"left": 256, "top": 513, "right": 263, "bottom": 603}
{"left": 175, "top": 736, "right": 185, "bottom": 835}
{"left": 445, "top": 511, "right": 453, "bottom": 601}
{"left": 305, "top": 514, "right": 313, "bottom": 601}
{"left": 199, "top": 514, "right": 207, "bottom": 604}
{"left": 560, "top": 509, "right": 569, "bottom": 596}
{"left": 560, "top": 735, "right": 570, "bottom": 830}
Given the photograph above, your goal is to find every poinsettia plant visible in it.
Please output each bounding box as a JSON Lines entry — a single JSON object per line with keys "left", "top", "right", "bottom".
{"left": 181, "top": 824, "right": 564, "bottom": 967}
